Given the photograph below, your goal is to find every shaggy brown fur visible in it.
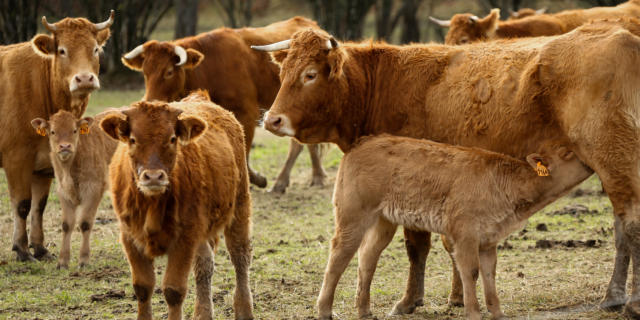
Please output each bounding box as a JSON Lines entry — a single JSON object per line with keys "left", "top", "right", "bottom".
{"left": 0, "top": 13, "right": 112, "bottom": 261}
{"left": 101, "top": 91, "right": 253, "bottom": 320}
{"left": 441, "top": 1, "right": 640, "bottom": 44}
{"left": 31, "top": 110, "right": 117, "bottom": 269}
{"left": 262, "top": 19, "right": 640, "bottom": 317}
{"left": 323, "top": 135, "right": 593, "bottom": 319}
{"left": 121, "top": 17, "right": 326, "bottom": 193}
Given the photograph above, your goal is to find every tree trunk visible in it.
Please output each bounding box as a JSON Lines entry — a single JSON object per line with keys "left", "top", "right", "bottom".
{"left": 400, "top": 0, "right": 422, "bottom": 44}
{"left": 175, "top": 0, "right": 198, "bottom": 39}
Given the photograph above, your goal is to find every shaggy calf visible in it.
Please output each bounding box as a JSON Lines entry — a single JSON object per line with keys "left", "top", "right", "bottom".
{"left": 31, "top": 110, "right": 117, "bottom": 269}
{"left": 100, "top": 92, "right": 253, "bottom": 320}
{"left": 318, "top": 135, "right": 593, "bottom": 320}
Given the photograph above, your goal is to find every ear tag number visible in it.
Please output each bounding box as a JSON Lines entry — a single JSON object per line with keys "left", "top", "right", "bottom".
{"left": 536, "top": 162, "right": 549, "bottom": 177}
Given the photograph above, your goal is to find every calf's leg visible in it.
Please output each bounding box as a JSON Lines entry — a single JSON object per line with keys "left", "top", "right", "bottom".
{"left": 57, "top": 198, "right": 76, "bottom": 269}
{"left": 479, "top": 245, "right": 504, "bottom": 319}
{"left": 392, "top": 228, "right": 431, "bottom": 314}
{"left": 193, "top": 241, "right": 214, "bottom": 320}
{"left": 5, "top": 151, "right": 36, "bottom": 261}
{"left": 78, "top": 198, "right": 100, "bottom": 268}
{"left": 270, "top": 139, "right": 303, "bottom": 194}
{"left": 308, "top": 143, "right": 327, "bottom": 187}
{"left": 122, "top": 233, "right": 156, "bottom": 320}
{"left": 442, "top": 234, "right": 464, "bottom": 306}
{"left": 29, "top": 175, "right": 52, "bottom": 260}
{"left": 164, "top": 239, "right": 198, "bottom": 320}
{"left": 224, "top": 209, "right": 254, "bottom": 320}
{"left": 602, "top": 216, "right": 630, "bottom": 310}
{"left": 454, "top": 238, "right": 482, "bottom": 320}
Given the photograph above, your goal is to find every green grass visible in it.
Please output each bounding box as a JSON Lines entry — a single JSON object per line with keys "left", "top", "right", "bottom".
{"left": 0, "top": 89, "right": 628, "bottom": 319}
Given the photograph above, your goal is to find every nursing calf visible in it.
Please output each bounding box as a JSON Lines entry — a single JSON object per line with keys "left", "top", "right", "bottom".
{"left": 101, "top": 92, "right": 253, "bottom": 319}
{"left": 319, "top": 135, "right": 593, "bottom": 320}
{"left": 31, "top": 110, "right": 117, "bottom": 269}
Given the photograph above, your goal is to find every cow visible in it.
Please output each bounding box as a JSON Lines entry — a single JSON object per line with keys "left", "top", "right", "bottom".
{"left": 322, "top": 135, "right": 593, "bottom": 320}
{"left": 100, "top": 91, "right": 253, "bottom": 320}
{"left": 509, "top": 7, "right": 547, "bottom": 20}
{"left": 121, "top": 17, "right": 326, "bottom": 193}
{"left": 429, "top": 0, "right": 640, "bottom": 44}
{"left": 253, "top": 19, "right": 640, "bottom": 317}
{"left": 30, "top": 110, "right": 117, "bottom": 269}
{"left": 0, "top": 11, "right": 113, "bottom": 261}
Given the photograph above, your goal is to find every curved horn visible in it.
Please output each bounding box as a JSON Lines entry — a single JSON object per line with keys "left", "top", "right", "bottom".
{"left": 509, "top": 9, "right": 518, "bottom": 17}
{"left": 124, "top": 44, "right": 144, "bottom": 60}
{"left": 41, "top": 16, "right": 57, "bottom": 33}
{"left": 326, "top": 37, "right": 339, "bottom": 49}
{"left": 250, "top": 39, "right": 292, "bottom": 52}
{"left": 428, "top": 16, "right": 451, "bottom": 27}
{"left": 536, "top": 7, "right": 547, "bottom": 15}
{"left": 94, "top": 10, "right": 115, "bottom": 31}
{"left": 174, "top": 45, "right": 187, "bottom": 66}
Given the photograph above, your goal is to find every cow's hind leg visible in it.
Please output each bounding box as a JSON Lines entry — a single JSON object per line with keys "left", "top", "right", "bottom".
{"left": 391, "top": 229, "right": 431, "bottom": 314}
{"left": 601, "top": 216, "right": 630, "bottom": 310}
{"left": 356, "top": 217, "right": 397, "bottom": 318}
{"left": 270, "top": 138, "right": 303, "bottom": 194}
{"left": 224, "top": 205, "right": 254, "bottom": 320}
{"left": 5, "top": 151, "right": 36, "bottom": 261}
{"left": 29, "top": 174, "right": 52, "bottom": 260}
{"left": 121, "top": 233, "right": 155, "bottom": 320}
{"left": 308, "top": 143, "right": 327, "bottom": 187}
{"left": 236, "top": 108, "right": 267, "bottom": 188}
{"left": 193, "top": 241, "right": 214, "bottom": 320}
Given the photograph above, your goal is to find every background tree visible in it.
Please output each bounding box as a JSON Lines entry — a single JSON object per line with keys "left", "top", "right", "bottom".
{"left": 308, "top": 0, "right": 376, "bottom": 40}
{"left": 477, "top": 0, "right": 523, "bottom": 19}
{"left": 175, "top": 0, "right": 199, "bottom": 38}
{"left": 0, "top": 0, "right": 42, "bottom": 45}
{"left": 214, "top": 0, "right": 254, "bottom": 28}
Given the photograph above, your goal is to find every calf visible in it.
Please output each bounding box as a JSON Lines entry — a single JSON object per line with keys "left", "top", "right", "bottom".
{"left": 31, "top": 110, "right": 117, "bottom": 269}
{"left": 319, "top": 135, "right": 593, "bottom": 320}
{"left": 100, "top": 91, "right": 253, "bottom": 320}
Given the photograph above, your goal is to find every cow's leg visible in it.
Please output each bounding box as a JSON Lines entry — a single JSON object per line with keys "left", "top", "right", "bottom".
{"left": 479, "top": 245, "right": 504, "bottom": 319}
{"left": 121, "top": 233, "right": 155, "bottom": 320}
{"left": 442, "top": 234, "right": 464, "bottom": 306}
{"left": 270, "top": 139, "right": 303, "bottom": 194}
{"left": 57, "top": 198, "right": 76, "bottom": 269}
{"left": 29, "top": 174, "right": 52, "bottom": 260}
{"left": 193, "top": 241, "right": 214, "bottom": 320}
{"left": 78, "top": 197, "right": 100, "bottom": 268}
{"left": 454, "top": 237, "right": 482, "bottom": 320}
{"left": 391, "top": 229, "right": 431, "bottom": 314}
{"left": 602, "top": 216, "right": 630, "bottom": 310}
{"left": 236, "top": 109, "right": 267, "bottom": 188}
{"left": 164, "top": 240, "right": 197, "bottom": 320}
{"left": 5, "top": 151, "right": 36, "bottom": 261}
{"left": 308, "top": 143, "right": 327, "bottom": 187}
{"left": 356, "top": 217, "right": 397, "bottom": 318}
{"left": 224, "top": 206, "right": 254, "bottom": 320}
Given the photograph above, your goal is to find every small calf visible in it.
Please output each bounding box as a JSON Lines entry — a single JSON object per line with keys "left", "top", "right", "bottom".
{"left": 31, "top": 110, "right": 117, "bottom": 269}
{"left": 317, "top": 134, "right": 593, "bottom": 320}
{"left": 100, "top": 91, "right": 253, "bottom": 320}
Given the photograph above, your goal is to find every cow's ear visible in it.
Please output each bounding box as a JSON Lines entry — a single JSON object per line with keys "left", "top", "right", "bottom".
{"left": 122, "top": 55, "right": 144, "bottom": 71}
{"left": 184, "top": 49, "right": 204, "bottom": 69}
{"left": 31, "top": 118, "right": 49, "bottom": 136}
{"left": 96, "top": 29, "right": 111, "bottom": 47}
{"left": 32, "top": 34, "right": 55, "bottom": 57}
{"left": 100, "top": 113, "right": 129, "bottom": 141}
{"left": 481, "top": 8, "right": 500, "bottom": 37}
{"left": 526, "top": 153, "right": 550, "bottom": 176}
{"left": 176, "top": 116, "right": 206, "bottom": 145}
{"left": 327, "top": 46, "right": 346, "bottom": 79}
{"left": 270, "top": 50, "right": 289, "bottom": 67}
{"left": 78, "top": 117, "right": 94, "bottom": 135}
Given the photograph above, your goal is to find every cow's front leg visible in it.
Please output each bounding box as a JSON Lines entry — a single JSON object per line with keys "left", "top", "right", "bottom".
{"left": 307, "top": 143, "right": 327, "bottom": 187}
{"left": 270, "top": 139, "right": 303, "bottom": 194}
{"left": 30, "top": 174, "right": 53, "bottom": 260}
{"left": 391, "top": 228, "right": 431, "bottom": 315}
{"left": 122, "top": 233, "right": 155, "bottom": 320}
{"left": 193, "top": 241, "right": 214, "bottom": 320}
{"left": 602, "top": 216, "right": 630, "bottom": 310}
{"left": 5, "top": 151, "right": 36, "bottom": 262}
{"left": 164, "top": 239, "right": 197, "bottom": 320}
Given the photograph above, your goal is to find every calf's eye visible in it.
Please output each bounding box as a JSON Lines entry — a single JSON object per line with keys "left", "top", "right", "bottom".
{"left": 170, "top": 136, "right": 177, "bottom": 144}
{"left": 129, "top": 138, "right": 136, "bottom": 144}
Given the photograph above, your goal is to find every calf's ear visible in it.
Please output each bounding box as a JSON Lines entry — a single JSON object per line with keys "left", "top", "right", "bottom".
{"left": 78, "top": 117, "right": 94, "bottom": 135}
{"left": 100, "top": 113, "right": 129, "bottom": 141}
{"left": 176, "top": 116, "right": 206, "bottom": 145}
{"left": 526, "top": 153, "right": 550, "bottom": 176}
{"left": 32, "top": 34, "right": 55, "bottom": 57}
{"left": 31, "top": 118, "right": 49, "bottom": 136}
{"left": 481, "top": 8, "right": 500, "bottom": 37}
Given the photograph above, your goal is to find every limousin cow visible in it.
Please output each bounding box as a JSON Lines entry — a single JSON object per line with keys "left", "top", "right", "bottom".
{"left": 31, "top": 110, "right": 117, "bottom": 269}
{"left": 324, "top": 135, "right": 593, "bottom": 319}
{"left": 254, "top": 20, "right": 640, "bottom": 317}
{"left": 430, "top": 0, "right": 640, "bottom": 44}
{"left": 0, "top": 11, "right": 113, "bottom": 261}
{"left": 101, "top": 92, "right": 253, "bottom": 320}
{"left": 121, "top": 17, "right": 326, "bottom": 192}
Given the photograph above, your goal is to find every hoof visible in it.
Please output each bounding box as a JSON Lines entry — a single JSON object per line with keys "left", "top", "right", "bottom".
{"left": 390, "top": 298, "right": 422, "bottom": 315}
{"left": 309, "top": 175, "right": 326, "bottom": 187}
{"left": 625, "top": 300, "right": 640, "bottom": 319}
{"left": 250, "top": 173, "right": 267, "bottom": 189}
{"left": 268, "top": 183, "right": 287, "bottom": 194}
{"left": 448, "top": 295, "right": 464, "bottom": 307}
{"left": 13, "top": 246, "right": 36, "bottom": 262}
{"left": 601, "top": 295, "right": 627, "bottom": 311}
{"left": 359, "top": 313, "right": 377, "bottom": 319}
{"left": 33, "top": 246, "right": 53, "bottom": 261}
{"left": 57, "top": 263, "right": 69, "bottom": 270}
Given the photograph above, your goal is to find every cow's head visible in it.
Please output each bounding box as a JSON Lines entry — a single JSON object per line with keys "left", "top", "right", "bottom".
{"left": 251, "top": 29, "right": 348, "bottom": 144}
{"left": 31, "top": 110, "right": 92, "bottom": 162}
{"left": 31, "top": 10, "right": 113, "bottom": 97}
{"left": 100, "top": 101, "right": 206, "bottom": 196}
{"left": 121, "top": 41, "right": 204, "bottom": 102}
{"left": 430, "top": 8, "right": 500, "bottom": 45}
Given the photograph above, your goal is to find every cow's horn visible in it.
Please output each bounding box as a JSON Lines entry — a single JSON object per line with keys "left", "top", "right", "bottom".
{"left": 42, "top": 16, "right": 57, "bottom": 33}
{"left": 94, "top": 10, "right": 115, "bottom": 31}
{"left": 326, "top": 37, "right": 339, "bottom": 49}
{"left": 124, "top": 45, "right": 144, "bottom": 60}
{"left": 509, "top": 9, "right": 518, "bottom": 17}
{"left": 429, "top": 16, "right": 451, "bottom": 27}
{"left": 536, "top": 7, "right": 547, "bottom": 15}
{"left": 250, "top": 39, "right": 292, "bottom": 52}
{"left": 175, "top": 45, "right": 187, "bottom": 66}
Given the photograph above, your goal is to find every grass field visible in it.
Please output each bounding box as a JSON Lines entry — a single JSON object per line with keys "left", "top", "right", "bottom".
{"left": 0, "top": 89, "right": 628, "bottom": 319}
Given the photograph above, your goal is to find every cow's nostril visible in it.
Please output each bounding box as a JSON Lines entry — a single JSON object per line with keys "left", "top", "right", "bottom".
{"left": 157, "top": 172, "right": 164, "bottom": 180}
{"left": 88, "top": 75, "right": 94, "bottom": 82}
{"left": 273, "top": 117, "right": 282, "bottom": 127}
{"left": 142, "top": 172, "right": 150, "bottom": 180}
{"left": 75, "top": 76, "right": 81, "bottom": 83}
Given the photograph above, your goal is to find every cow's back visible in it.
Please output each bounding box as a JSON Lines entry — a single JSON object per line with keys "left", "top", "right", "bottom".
{"left": 554, "top": 1, "right": 640, "bottom": 31}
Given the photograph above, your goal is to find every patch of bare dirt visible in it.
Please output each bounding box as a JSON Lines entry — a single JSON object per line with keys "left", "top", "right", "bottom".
{"left": 70, "top": 265, "right": 126, "bottom": 281}
{"left": 549, "top": 204, "right": 599, "bottom": 216}
{"left": 90, "top": 289, "right": 125, "bottom": 302}
{"left": 535, "top": 239, "right": 604, "bottom": 249}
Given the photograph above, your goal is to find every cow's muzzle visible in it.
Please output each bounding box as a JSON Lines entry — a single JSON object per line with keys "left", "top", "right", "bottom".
{"left": 263, "top": 111, "right": 295, "bottom": 137}
{"left": 138, "top": 169, "right": 169, "bottom": 195}
{"left": 70, "top": 72, "right": 100, "bottom": 94}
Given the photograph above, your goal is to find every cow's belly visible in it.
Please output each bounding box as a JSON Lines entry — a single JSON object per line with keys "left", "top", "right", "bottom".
{"left": 34, "top": 149, "right": 51, "bottom": 172}
{"left": 380, "top": 200, "right": 447, "bottom": 234}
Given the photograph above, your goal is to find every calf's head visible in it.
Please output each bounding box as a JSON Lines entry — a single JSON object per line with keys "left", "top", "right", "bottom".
{"left": 31, "top": 11, "right": 113, "bottom": 97}
{"left": 252, "top": 29, "right": 347, "bottom": 144}
{"left": 525, "top": 143, "right": 593, "bottom": 188}
{"left": 121, "top": 41, "right": 204, "bottom": 102}
{"left": 31, "top": 110, "right": 92, "bottom": 162}
{"left": 100, "top": 101, "right": 206, "bottom": 196}
{"left": 430, "top": 8, "right": 500, "bottom": 45}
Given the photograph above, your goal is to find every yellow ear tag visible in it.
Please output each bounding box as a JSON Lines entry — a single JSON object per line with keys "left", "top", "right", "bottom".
{"left": 36, "top": 128, "right": 47, "bottom": 136}
{"left": 536, "top": 161, "right": 549, "bottom": 177}
{"left": 80, "top": 125, "right": 90, "bottom": 135}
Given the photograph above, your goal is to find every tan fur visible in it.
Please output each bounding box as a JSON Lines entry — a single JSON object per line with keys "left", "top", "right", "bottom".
{"left": 444, "top": 1, "right": 640, "bottom": 44}
{"left": 265, "top": 19, "right": 640, "bottom": 316}
{"left": 122, "top": 17, "right": 326, "bottom": 192}
{"left": 102, "top": 91, "right": 253, "bottom": 320}
{"left": 0, "top": 15, "right": 111, "bottom": 261}
{"left": 321, "top": 135, "right": 593, "bottom": 320}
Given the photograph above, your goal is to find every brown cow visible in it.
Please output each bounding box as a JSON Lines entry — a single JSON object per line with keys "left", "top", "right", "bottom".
{"left": 30, "top": 110, "right": 117, "bottom": 269}
{"left": 430, "top": 0, "right": 640, "bottom": 44}
{"left": 508, "top": 7, "right": 547, "bottom": 20}
{"left": 0, "top": 11, "right": 113, "bottom": 261}
{"left": 101, "top": 91, "right": 253, "bottom": 320}
{"left": 121, "top": 17, "right": 326, "bottom": 192}
{"left": 254, "top": 19, "right": 640, "bottom": 317}
{"left": 322, "top": 135, "right": 593, "bottom": 319}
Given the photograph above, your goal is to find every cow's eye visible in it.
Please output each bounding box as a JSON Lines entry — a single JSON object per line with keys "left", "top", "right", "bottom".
{"left": 304, "top": 72, "right": 317, "bottom": 83}
{"left": 170, "top": 136, "right": 177, "bottom": 144}
{"left": 459, "top": 38, "right": 469, "bottom": 44}
{"left": 129, "top": 138, "right": 136, "bottom": 144}
{"left": 93, "top": 47, "right": 99, "bottom": 55}
{"left": 50, "top": 130, "right": 55, "bottom": 135}
{"left": 165, "top": 69, "right": 174, "bottom": 79}
{"left": 73, "top": 129, "right": 77, "bottom": 134}
{"left": 58, "top": 48, "right": 66, "bottom": 56}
